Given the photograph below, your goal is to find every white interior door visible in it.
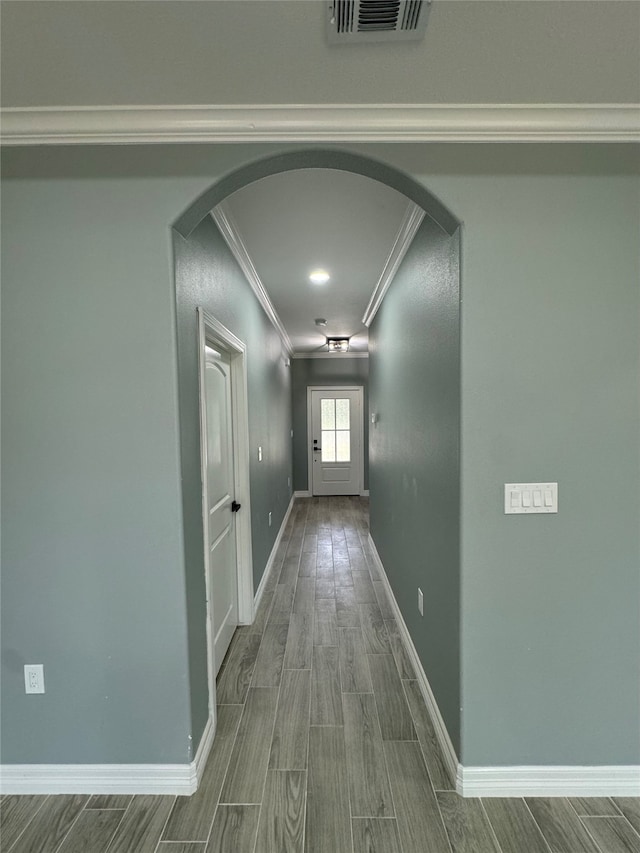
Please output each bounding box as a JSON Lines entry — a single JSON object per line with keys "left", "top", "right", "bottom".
{"left": 204, "top": 345, "right": 238, "bottom": 676}
{"left": 310, "top": 388, "right": 363, "bottom": 496}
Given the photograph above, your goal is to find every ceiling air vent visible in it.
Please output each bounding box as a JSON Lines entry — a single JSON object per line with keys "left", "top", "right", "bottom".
{"left": 327, "top": 0, "right": 431, "bottom": 45}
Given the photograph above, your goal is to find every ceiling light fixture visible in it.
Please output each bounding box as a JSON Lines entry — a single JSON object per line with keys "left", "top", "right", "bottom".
{"left": 309, "top": 269, "right": 330, "bottom": 285}
{"left": 315, "top": 318, "right": 328, "bottom": 327}
{"left": 327, "top": 337, "right": 350, "bottom": 353}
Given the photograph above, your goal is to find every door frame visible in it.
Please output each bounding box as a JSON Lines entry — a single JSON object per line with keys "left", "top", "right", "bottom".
{"left": 197, "top": 307, "right": 254, "bottom": 715}
{"left": 307, "top": 385, "right": 365, "bottom": 497}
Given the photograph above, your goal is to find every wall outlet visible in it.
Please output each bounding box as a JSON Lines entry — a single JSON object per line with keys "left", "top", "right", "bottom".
{"left": 24, "top": 664, "right": 45, "bottom": 694}
{"left": 268, "top": 512, "right": 272, "bottom": 527}
{"left": 287, "top": 476, "right": 291, "bottom": 488}
{"left": 258, "top": 446, "right": 263, "bottom": 462}
{"left": 417, "top": 588, "right": 424, "bottom": 617}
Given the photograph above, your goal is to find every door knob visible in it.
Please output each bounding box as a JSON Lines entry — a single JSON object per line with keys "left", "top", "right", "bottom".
{"left": 231, "top": 500, "right": 241, "bottom": 513}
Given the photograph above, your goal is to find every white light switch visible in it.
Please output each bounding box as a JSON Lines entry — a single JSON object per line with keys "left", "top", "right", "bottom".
{"left": 505, "top": 483, "right": 558, "bottom": 514}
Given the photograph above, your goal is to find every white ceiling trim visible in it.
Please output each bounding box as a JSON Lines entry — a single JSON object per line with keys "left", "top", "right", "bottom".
{"left": 1, "top": 104, "right": 639, "bottom": 145}
{"left": 363, "top": 202, "right": 426, "bottom": 328}
{"left": 292, "top": 352, "right": 369, "bottom": 359}
{"left": 211, "top": 204, "right": 294, "bottom": 357}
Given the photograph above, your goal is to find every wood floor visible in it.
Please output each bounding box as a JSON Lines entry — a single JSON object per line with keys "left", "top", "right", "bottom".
{"left": 3, "top": 496, "right": 640, "bottom": 852}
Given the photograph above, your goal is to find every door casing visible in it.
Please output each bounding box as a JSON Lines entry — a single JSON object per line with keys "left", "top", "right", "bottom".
{"left": 307, "top": 385, "right": 365, "bottom": 497}
{"left": 197, "top": 307, "right": 254, "bottom": 716}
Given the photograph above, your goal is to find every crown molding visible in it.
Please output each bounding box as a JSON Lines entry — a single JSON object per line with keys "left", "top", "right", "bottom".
{"left": 1, "top": 104, "right": 638, "bottom": 145}
{"left": 363, "top": 202, "right": 425, "bottom": 327}
{"left": 211, "top": 205, "right": 294, "bottom": 357}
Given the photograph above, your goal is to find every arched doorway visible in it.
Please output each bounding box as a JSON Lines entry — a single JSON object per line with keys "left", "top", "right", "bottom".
{"left": 172, "top": 149, "right": 461, "bottom": 757}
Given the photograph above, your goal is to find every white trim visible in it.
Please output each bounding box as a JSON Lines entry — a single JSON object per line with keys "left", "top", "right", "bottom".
{"left": 253, "top": 494, "right": 296, "bottom": 616}
{"left": 362, "top": 203, "right": 425, "bottom": 327}
{"left": 367, "top": 533, "right": 640, "bottom": 798}
{"left": 458, "top": 765, "right": 640, "bottom": 798}
{"left": 367, "top": 534, "right": 459, "bottom": 787}
{"left": 0, "top": 762, "right": 196, "bottom": 796}
{"left": 192, "top": 712, "right": 216, "bottom": 778}
{"left": 294, "top": 490, "right": 312, "bottom": 498}
{"left": 291, "top": 352, "right": 369, "bottom": 359}
{"left": 360, "top": 489, "right": 370, "bottom": 497}
{"left": 307, "top": 386, "right": 364, "bottom": 497}
{"left": 197, "top": 309, "right": 254, "bottom": 721}
{"left": 211, "top": 206, "right": 293, "bottom": 357}
{"left": 2, "top": 104, "right": 638, "bottom": 145}
{"left": 0, "top": 712, "right": 215, "bottom": 795}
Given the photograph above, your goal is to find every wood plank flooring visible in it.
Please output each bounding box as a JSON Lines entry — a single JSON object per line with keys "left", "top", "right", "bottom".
{"left": 2, "top": 496, "right": 639, "bottom": 852}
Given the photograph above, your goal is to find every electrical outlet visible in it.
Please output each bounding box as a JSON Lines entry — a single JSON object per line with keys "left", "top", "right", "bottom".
{"left": 24, "top": 664, "right": 45, "bottom": 694}
{"left": 287, "top": 477, "right": 291, "bottom": 488}
{"left": 268, "top": 512, "right": 272, "bottom": 527}
{"left": 418, "top": 588, "right": 424, "bottom": 617}
{"left": 258, "top": 446, "right": 263, "bottom": 462}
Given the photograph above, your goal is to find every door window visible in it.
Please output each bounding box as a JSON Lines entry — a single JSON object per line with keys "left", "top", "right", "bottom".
{"left": 321, "top": 397, "right": 351, "bottom": 462}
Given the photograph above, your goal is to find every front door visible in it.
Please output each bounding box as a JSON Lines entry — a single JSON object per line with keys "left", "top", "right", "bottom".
{"left": 310, "top": 387, "right": 363, "bottom": 496}
{"left": 204, "top": 344, "right": 238, "bottom": 676}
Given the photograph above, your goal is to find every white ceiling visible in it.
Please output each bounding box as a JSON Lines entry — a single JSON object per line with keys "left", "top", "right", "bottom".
{"left": 220, "top": 169, "right": 412, "bottom": 353}
{"left": 1, "top": 1, "right": 638, "bottom": 108}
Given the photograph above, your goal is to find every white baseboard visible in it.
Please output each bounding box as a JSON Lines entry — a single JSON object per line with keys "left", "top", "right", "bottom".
{"left": 252, "top": 494, "right": 296, "bottom": 616}
{"left": 0, "top": 714, "right": 216, "bottom": 796}
{"left": 360, "top": 489, "right": 370, "bottom": 497}
{"left": 193, "top": 712, "right": 215, "bottom": 787}
{"left": 458, "top": 764, "right": 640, "bottom": 798}
{"left": 367, "top": 534, "right": 640, "bottom": 798}
{"left": 294, "top": 490, "right": 311, "bottom": 498}
{"left": 367, "top": 534, "right": 459, "bottom": 787}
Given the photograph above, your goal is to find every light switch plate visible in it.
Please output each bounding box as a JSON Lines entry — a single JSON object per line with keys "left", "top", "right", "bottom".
{"left": 505, "top": 483, "right": 558, "bottom": 514}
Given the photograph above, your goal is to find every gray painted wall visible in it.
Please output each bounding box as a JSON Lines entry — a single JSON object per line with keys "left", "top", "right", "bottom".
{"left": 369, "top": 216, "right": 461, "bottom": 752}
{"left": 1, "top": 143, "right": 638, "bottom": 771}
{"left": 174, "top": 216, "right": 292, "bottom": 743}
{"left": 1, "top": 171, "right": 192, "bottom": 764}
{"left": 438, "top": 159, "right": 640, "bottom": 767}
{"left": 291, "top": 357, "right": 369, "bottom": 492}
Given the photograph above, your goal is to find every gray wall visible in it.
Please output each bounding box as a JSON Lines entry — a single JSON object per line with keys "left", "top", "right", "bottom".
{"left": 174, "top": 216, "right": 292, "bottom": 743}
{"left": 1, "top": 167, "right": 192, "bottom": 763}
{"left": 0, "top": 143, "right": 293, "bottom": 765}
{"left": 369, "top": 216, "right": 461, "bottom": 752}
{"left": 436, "top": 156, "right": 640, "bottom": 767}
{"left": 2, "top": 143, "right": 638, "bottom": 771}
{"left": 291, "top": 357, "right": 369, "bottom": 492}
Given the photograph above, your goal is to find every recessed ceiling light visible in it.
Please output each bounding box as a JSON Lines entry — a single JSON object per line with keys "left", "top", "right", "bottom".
{"left": 309, "top": 269, "right": 330, "bottom": 285}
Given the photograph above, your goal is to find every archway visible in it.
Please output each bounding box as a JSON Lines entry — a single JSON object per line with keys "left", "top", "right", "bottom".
{"left": 172, "top": 148, "right": 462, "bottom": 772}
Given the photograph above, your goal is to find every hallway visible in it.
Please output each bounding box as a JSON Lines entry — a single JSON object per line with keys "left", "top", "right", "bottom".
{"left": 3, "top": 496, "right": 640, "bottom": 852}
